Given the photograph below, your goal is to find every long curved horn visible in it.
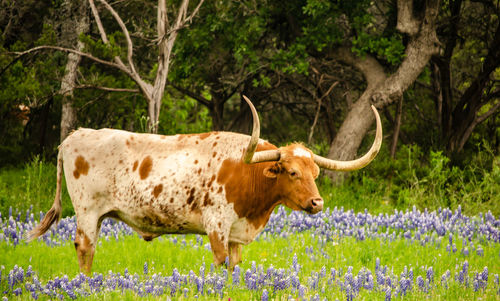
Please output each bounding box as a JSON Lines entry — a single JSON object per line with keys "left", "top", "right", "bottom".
{"left": 242, "top": 96, "right": 281, "bottom": 164}
{"left": 313, "top": 105, "right": 382, "bottom": 171}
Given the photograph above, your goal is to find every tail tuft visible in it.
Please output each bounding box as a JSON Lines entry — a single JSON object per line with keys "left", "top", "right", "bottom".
{"left": 26, "top": 206, "right": 61, "bottom": 242}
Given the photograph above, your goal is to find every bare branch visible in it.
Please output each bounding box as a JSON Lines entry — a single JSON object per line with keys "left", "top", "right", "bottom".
{"left": 156, "top": 0, "right": 205, "bottom": 44}
{"left": 10, "top": 46, "right": 130, "bottom": 75}
{"left": 308, "top": 81, "right": 339, "bottom": 144}
{"left": 88, "top": 0, "right": 109, "bottom": 44}
{"left": 183, "top": 0, "right": 205, "bottom": 27}
{"left": 75, "top": 84, "right": 140, "bottom": 93}
{"left": 96, "top": 0, "right": 138, "bottom": 76}
{"left": 169, "top": 82, "right": 211, "bottom": 107}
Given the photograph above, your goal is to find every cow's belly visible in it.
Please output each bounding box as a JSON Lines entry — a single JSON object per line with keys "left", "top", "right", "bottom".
{"left": 109, "top": 205, "right": 206, "bottom": 237}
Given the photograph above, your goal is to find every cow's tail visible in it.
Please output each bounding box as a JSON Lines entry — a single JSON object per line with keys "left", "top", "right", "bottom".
{"left": 26, "top": 149, "right": 63, "bottom": 242}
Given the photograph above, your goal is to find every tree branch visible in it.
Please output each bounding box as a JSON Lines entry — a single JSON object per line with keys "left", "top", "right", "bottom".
{"left": 10, "top": 46, "right": 130, "bottom": 75}
{"left": 88, "top": 0, "right": 126, "bottom": 69}
{"left": 332, "top": 47, "right": 387, "bottom": 90}
{"left": 308, "top": 81, "right": 339, "bottom": 144}
{"left": 396, "top": 0, "right": 421, "bottom": 35}
{"left": 75, "top": 84, "right": 140, "bottom": 93}
{"left": 97, "top": 0, "right": 139, "bottom": 77}
{"left": 476, "top": 100, "right": 500, "bottom": 124}
{"left": 169, "top": 82, "right": 211, "bottom": 107}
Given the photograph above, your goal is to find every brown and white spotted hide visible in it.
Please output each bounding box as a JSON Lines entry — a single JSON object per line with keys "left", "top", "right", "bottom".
{"left": 58, "top": 128, "right": 323, "bottom": 272}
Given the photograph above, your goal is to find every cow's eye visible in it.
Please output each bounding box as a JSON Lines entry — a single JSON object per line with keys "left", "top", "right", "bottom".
{"left": 290, "top": 171, "right": 297, "bottom": 176}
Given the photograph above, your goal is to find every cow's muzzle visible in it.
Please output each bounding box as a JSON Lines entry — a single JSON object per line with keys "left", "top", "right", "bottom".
{"left": 306, "top": 197, "right": 324, "bottom": 214}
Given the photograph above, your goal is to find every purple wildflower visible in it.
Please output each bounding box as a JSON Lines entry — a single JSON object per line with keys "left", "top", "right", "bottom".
{"left": 385, "top": 286, "right": 391, "bottom": 301}
{"left": 232, "top": 265, "right": 240, "bottom": 286}
{"left": 298, "top": 285, "right": 306, "bottom": 298}
{"left": 261, "top": 289, "right": 268, "bottom": 301}
{"left": 143, "top": 262, "right": 148, "bottom": 275}
{"left": 427, "top": 267, "right": 434, "bottom": 283}
{"left": 417, "top": 276, "right": 425, "bottom": 291}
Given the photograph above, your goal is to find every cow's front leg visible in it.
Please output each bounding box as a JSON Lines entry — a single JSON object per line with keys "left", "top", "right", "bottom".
{"left": 208, "top": 230, "right": 228, "bottom": 265}
{"left": 229, "top": 242, "right": 242, "bottom": 269}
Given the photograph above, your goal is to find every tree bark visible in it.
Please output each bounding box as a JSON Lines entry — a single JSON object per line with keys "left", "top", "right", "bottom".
{"left": 58, "top": 0, "right": 90, "bottom": 142}
{"left": 390, "top": 97, "right": 403, "bottom": 158}
{"left": 325, "top": 0, "right": 441, "bottom": 183}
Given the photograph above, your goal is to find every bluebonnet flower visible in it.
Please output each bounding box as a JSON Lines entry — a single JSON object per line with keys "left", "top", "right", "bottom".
{"left": 427, "top": 267, "right": 434, "bottom": 283}
{"left": 477, "top": 245, "right": 484, "bottom": 256}
{"left": 261, "top": 288, "right": 268, "bottom": 301}
{"left": 417, "top": 276, "right": 425, "bottom": 291}
{"left": 232, "top": 265, "right": 240, "bottom": 286}
{"left": 385, "top": 286, "right": 391, "bottom": 301}
{"left": 13, "top": 287, "right": 22, "bottom": 296}
{"left": 462, "top": 260, "right": 469, "bottom": 275}
{"left": 298, "top": 284, "right": 306, "bottom": 298}
{"left": 143, "top": 262, "right": 148, "bottom": 275}
{"left": 482, "top": 266, "right": 489, "bottom": 283}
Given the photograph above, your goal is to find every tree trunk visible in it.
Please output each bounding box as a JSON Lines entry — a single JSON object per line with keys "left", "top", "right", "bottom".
{"left": 325, "top": 0, "right": 441, "bottom": 183}
{"left": 210, "top": 96, "right": 225, "bottom": 131}
{"left": 390, "top": 97, "right": 403, "bottom": 158}
{"left": 58, "top": 0, "right": 89, "bottom": 142}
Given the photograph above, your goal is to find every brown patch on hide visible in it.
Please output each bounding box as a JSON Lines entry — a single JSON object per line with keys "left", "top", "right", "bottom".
{"left": 187, "top": 188, "right": 195, "bottom": 204}
{"left": 152, "top": 184, "right": 163, "bottom": 198}
{"left": 73, "top": 155, "right": 90, "bottom": 179}
{"left": 139, "top": 156, "right": 153, "bottom": 180}
{"left": 132, "top": 160, "right": 138, "bottom": 172}
{"left": 207, "top": 175, "right": 216, "bottom": 188}
{"left": 203, "top": 193, "right": 212, "bottom": 206}
{"left": 198, "top": 132, "right": 212, "bottom": 140}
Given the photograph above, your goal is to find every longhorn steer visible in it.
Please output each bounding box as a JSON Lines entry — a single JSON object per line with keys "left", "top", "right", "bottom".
{"left": 28, "top": 96, "right": 382, "bottom": 274}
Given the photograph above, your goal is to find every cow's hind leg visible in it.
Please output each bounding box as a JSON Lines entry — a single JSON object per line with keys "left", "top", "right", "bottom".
{"left": 74, "top": 215, "right": 101, "bottom": 275}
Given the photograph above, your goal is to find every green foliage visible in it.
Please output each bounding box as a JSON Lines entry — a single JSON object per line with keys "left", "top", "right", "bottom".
{"left": 0, "top": 24, "right": 65, "bottom": 165}
{"left": 322, "top": 144, "right": 500, "bottom": 216}
{"left": 351, "top": 15, "right": 405, "bottom": 65}
{"left": 158, "top": 93, "right": 212, "bottom": 134}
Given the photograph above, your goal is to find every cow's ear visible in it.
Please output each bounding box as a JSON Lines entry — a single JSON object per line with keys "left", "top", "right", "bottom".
{"left": 263, "top": 163, "right": 280, "bottom": 178}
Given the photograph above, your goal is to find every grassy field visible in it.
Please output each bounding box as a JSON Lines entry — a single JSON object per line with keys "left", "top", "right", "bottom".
{"left": 1, "top": 206, "right": 499, "bottom": 300}
{"left": 1, "top": 155, "right": 499, "bottom": 299}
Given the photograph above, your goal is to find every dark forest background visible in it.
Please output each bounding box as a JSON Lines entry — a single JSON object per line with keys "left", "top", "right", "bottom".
{"left": 0, "top": 0, "right": 498, "bottom": 215}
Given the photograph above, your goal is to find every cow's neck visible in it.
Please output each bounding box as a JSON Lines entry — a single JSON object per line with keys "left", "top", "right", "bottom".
{"left": 217, "top": 159, "right": 282, "bottom": 230}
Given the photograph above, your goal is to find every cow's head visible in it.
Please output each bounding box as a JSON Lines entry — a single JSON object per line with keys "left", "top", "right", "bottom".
{"left": 241, "top": 96, "right": 382, "bottom": 214}
{"left": 262, "top": 144, "right": 323, "bottom": 213}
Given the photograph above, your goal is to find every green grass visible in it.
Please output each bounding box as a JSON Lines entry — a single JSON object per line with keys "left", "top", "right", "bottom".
{"left": 1, "top": 231, "right": 499, "bottom": 300}
{"left": 0, "top": 156, "right": 73, "bottom": 217}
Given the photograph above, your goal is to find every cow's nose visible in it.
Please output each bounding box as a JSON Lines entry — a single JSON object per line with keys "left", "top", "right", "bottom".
{"left": 309, "top": 198, "right": 324, "bottom": 212}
